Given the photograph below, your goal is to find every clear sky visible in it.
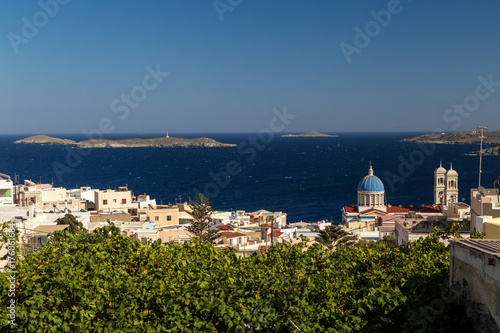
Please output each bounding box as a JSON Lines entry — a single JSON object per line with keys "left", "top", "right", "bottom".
{"left": 1, "top": 0, "right": 499, "bottom": 134}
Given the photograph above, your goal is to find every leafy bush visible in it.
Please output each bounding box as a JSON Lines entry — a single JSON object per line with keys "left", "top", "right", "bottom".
{"left": 1, "top": 227, "right": 469, "bottom": 332}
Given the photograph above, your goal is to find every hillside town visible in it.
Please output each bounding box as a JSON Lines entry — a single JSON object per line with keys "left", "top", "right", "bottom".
{"left": 1, "top": 162, "right": 500, "bottom": 330}
{"left": 1, "top": 161, "right": 499, "bottom": 261}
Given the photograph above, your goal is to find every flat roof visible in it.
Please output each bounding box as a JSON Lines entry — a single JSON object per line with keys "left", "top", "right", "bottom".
{"left": 452, "top": 239, "right": 500, "bottom": 258}
{"left": 478, "top": 187, "right": 500, "bottom": 196}
{"left": 27, "top": 224, "right": 69, "bottom": 235}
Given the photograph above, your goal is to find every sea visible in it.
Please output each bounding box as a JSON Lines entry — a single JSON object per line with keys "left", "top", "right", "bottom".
{"left": 1, "top": 133, "right": 498, "bottom": 223}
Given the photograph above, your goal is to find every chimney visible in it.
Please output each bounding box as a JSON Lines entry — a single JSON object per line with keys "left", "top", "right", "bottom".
{"left": 28, "top": 203, "right": 35, "bottom": 219}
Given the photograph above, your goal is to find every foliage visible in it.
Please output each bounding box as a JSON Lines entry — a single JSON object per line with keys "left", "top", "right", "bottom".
{"left": 471, "top": 231, "right": 486, "bottom": 239}
{"left": 0, "top": 221, "right": 20, "bottom": 260}
{"left": 355, "top": 238, "right": 376, "bottom": 248}
{"left": 0, "top": 225, "right": 470, "bottom": 332}
{"left": 433, "top": 222, "right": 465, "bottom": 241}
{"left": 379, "top": 235, "right": 396, "bottom": 247}
{"left": 356, "top": 235, "right": 396, "bottom": 249}
{"left": 186, "top": 194, "right": 220, "bottom": 244}
{"left": 56, "top": 214, "right": 86, "bottom": 235}
{"left": 314, "top": 225, "right": 352, "bottom": 251}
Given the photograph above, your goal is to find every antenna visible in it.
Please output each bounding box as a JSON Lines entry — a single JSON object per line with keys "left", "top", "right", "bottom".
{"left": 477, "top": 126, "right": 487, "bottom": 187}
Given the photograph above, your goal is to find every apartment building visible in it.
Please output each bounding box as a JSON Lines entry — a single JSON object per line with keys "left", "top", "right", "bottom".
{"left": 139, "top": 205, "right": 179, "bottom": 227}
{"left": 95, "top": 187, "right": 137, "bottom": 212}
{"left": 471, "top": 187, "right": 500, "bottom": 233}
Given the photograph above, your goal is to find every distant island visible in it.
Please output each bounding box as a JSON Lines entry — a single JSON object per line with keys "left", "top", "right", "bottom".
{"left": 471, "top": 144, "right": 500, "bottom": 156}
{"left": 14, "top": 135, "right": 236, "bottom": 148}
{"left": 402, "top": 130, "right": 500, "bottom": 156}
{"left": 281, "top": 131, "right": 338, "bottom": 138}
{"left": 402, "top": 131, "right": 500, "bottom": 145}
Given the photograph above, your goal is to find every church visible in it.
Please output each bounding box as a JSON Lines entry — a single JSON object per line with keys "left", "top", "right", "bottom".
{"left": 433, "top": 162, "right": 459, "bottom": 205}
{"left": 341, "top": 163, "right": 453, "bottom": 230}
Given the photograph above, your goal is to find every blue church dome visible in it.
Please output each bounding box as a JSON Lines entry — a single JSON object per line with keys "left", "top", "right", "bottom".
{"left": 357, "top": 165, "right": 385, "bottom": 192}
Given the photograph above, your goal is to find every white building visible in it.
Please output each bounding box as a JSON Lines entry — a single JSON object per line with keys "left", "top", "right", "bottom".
{"left": 0, "top": 173, "right": 14, "bottom": 206}
{"left": 136, "top": 194, "right": 157, "bottom": 208}
{"left": 470, "top": 186, "right": 500, "bottom": 233}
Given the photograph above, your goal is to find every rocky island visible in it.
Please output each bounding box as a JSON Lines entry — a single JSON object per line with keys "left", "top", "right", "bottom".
{"left": 14, "top": 135, "right": 236, "bottom": 148}
{"left": 471, "top": 145, "right": 500, "bottom": 156}
{"left": 14, "top": 135, "right": 78, "bottom": 145}
{"left": 402, "top": 130, "right": 500, "bottom": 156}
{"left": 402, "top": 131, "right": 500, "bottom": 145}
{"left": 281, "top": 131, "right": 338, "bottom": 138}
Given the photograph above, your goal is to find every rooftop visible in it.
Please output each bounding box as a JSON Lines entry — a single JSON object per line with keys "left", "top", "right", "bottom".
{"left": 26, "top": 225, "right": 69, "bottom": 236}
{"left": 397, "top": 219, "right": 469, "bottom": 233}
{"left": 219, "top": 232, "right": 246, "bottom": 239}
{"left": 478, "top": 187, "right": 500, "bottom": 197}
{"left": 343, "top": 205, "right": 443, "bottom": 214}
{"left": 452, "top": 239, "right": 500, "bottom": 258}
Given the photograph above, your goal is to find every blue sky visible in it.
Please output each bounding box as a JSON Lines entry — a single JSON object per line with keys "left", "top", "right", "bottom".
{"left": 1, "top": 0, "right": 499, "bottom": 134}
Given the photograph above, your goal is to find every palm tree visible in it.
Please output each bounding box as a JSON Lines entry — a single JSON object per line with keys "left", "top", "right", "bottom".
{"left": 315, "top": 225, "right": 352, "bottom": 251}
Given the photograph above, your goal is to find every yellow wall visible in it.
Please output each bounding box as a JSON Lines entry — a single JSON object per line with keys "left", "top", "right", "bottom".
{"left": 145, "top": 207, "right": 180, "bottom": 226}
{"left": 40, "top": 188, "right": 66, "bottom": 203}
{"left": 485, "top": 219, "right": 500, "bottom": 239}
{"left": 346, "top": 220, "right": 375, "bottom": 231}
{"left": 96, "top": 190, "right": 135, "bottom": 211}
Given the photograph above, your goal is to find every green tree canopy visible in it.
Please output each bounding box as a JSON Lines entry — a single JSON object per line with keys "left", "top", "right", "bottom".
{"left": 186, "top": 194, "right": 220, "bottom": 244}
{"left": 56, "top": 213, "right": 85, "bottom": 235}
{"left": 0, "top": 226, "right": 470, "bottom": 332}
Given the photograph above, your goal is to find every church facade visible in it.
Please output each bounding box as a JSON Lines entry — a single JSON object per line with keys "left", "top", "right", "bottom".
{"left": 341, "top": 164, "right": 447, "bottom": 230}
{"left": 433, "top": 162, "right": 459, "bottom": 205}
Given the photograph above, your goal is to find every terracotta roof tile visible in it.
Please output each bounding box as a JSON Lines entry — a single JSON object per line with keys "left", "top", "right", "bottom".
{"left": 219, "top": 232, "right": 246, "bottom": 239}
{"left": 343, "top": 206, "right": 358, "bottom": 213}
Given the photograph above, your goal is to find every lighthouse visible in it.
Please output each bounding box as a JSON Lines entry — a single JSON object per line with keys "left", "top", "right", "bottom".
{"left": 166, "top": 131, "right": 169, "bottom": 138}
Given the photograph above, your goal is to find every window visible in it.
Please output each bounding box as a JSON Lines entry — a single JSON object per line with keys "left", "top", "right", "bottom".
{"left": 155, "top": 216, "right": 159, "bottom": 222}
{"left": 103, "top": 200, "right": 108, "bottom": 205}
{"left": 113, "top": 199, "right": 117, "bottom": 203}
{"left": 122, "top": 199, "right": 126, "bottom": 204}
{"left": 167, "top": 215, "right": 172, "bottom": 221}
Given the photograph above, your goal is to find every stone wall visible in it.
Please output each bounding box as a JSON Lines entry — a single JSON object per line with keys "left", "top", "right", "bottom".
{"left": 450, "top": 241, "right": 500, "bottom": 332}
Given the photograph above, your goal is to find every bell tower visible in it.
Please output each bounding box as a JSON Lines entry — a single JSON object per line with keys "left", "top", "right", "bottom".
{"left": 445, "top": 163, "right": 459, "bottom": 204}
{"left": 434, "top": 162, "right": 446, "bottom": 205}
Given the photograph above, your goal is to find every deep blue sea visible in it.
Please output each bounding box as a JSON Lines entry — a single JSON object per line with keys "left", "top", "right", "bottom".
{"left": 1, "top": 133, "right": 499, "bottom": 223}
